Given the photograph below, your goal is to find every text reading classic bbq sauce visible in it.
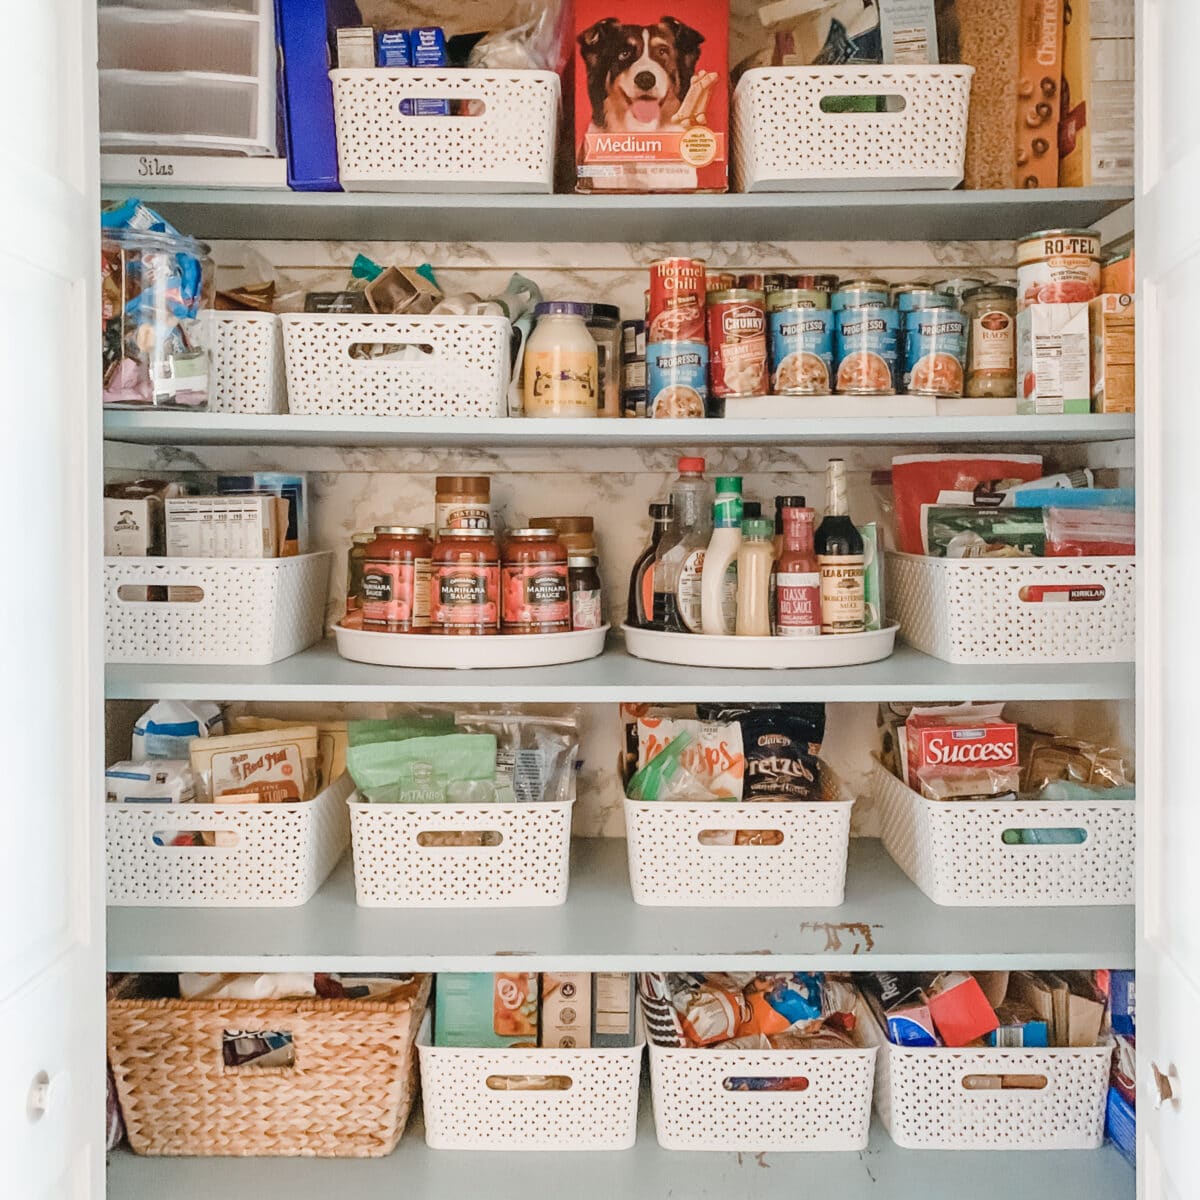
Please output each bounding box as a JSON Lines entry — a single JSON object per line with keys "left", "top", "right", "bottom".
{"left": 361, "top": 526, "right": 432, "bottom": 633}
{"left": 502, "top": 528, "right": 571, "bottom": 634}
{"left": 430, "top": 528, "right": 500, "bottom": 636}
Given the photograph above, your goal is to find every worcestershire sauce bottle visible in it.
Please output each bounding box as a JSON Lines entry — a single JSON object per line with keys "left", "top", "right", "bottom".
{"left": 814, "top": 458, "right": 865, "bottom": 635}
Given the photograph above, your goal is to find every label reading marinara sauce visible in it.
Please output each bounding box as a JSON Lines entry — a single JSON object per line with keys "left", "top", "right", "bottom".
{"left": 431, "top": 565, "right": 500, "bottom": 634}
{"left": 362, "top": 559, "right": 431, "bottom": 632}
{"left": 502, "top": 563, "right": 570, "bottom": 633}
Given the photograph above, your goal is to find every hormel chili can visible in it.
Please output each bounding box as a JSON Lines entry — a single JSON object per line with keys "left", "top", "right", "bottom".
{"left": 708, "top": 288, "right": 768, "bottom": 399}
{"left": 649, "top": 257, "right": 706, "bottom": 343}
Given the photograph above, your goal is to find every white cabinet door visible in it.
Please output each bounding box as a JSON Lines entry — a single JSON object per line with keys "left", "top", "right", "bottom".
{"left": 0, "top": 0, "right": 103, "bottom": 1197}
{"left": 1138, "top": 2, "right": 1200, "bottom": 1196}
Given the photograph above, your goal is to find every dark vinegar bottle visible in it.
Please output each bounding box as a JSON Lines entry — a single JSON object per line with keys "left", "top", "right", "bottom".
{"left": 627, "top": 502, "right": 673, "bottom": 627}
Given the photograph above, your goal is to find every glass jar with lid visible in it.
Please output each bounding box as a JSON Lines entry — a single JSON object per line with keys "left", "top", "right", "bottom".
{"left": 362, "top": 527, "right": 433, "bottom": 633}
{"left": 962, "top": 284, "right": 1018, "bottom": 399}
{"left": 502, "top": 528, "right": 571, "bottom": 634}
{"left": 523, "top": 301, "right": 599, "bottom": 418}
{"left": 430, "top": 528, "right": 501, "bottom": 636}
{"left": 584, "top": 302, "right": 622, "bottom": 418}
{"left": 344, "top": 531, "right": 377, "bottom": 623}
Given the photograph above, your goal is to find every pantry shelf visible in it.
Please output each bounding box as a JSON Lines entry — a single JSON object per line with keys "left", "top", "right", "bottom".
{"left": 105, "top": 838, "right": 1134, "bottom": 973}
{"left": 101, "top": 411, "right": 1136, "bottom": 448}
{"left": 103, "top": 640, "right": 1135, "bottom": 702}
{"left": 98, "top": 184, "right": 1133, "bottom": 243}
{"left": 106, "top": 1111, "right": 1135, "bottom": 1200}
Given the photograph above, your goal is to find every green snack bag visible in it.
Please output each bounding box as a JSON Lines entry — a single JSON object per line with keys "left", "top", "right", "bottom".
{"left": 626, "top": 731, "right": 693, "bottom": 802}
{"left": 347, "top": 733, "right": 496, "bottom": 803}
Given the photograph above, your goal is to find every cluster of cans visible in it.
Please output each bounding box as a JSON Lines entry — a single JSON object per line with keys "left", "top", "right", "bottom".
{"left": 622, "top": 262, "right": 979, "bottom": 416}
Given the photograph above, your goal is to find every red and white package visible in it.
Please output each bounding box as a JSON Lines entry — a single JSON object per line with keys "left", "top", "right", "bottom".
{"left": 890, "top": 454, "right": 1043, "bottom": 555}
{"left": 906, "top": 715, "right": 1020, "bottom": 798}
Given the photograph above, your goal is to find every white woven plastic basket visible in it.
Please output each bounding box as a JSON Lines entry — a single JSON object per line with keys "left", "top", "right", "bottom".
{"left": 733, "top": 66, "right": 974, "bottom": 191}
{"left": 623, "top": 798, "right": 853, "bottom": 907}
{"left": 104, "top": 552, "right": 331, "bottom": 665}
{"left": 418, "top": 1033, "right": 643, "bottom": 1151}
{"left": 872, "top": 761, "right": 1134, "bottom": 907}
{"left": 207, "top": 311, "right": 287, "bottom": 414}
{"left": 106, "top": 774, "right": 352, "bottom": 907}
{"left": 886, "top": 552, "right": 1136, "bottom": 663}
{"left": 348, "top": 798, "right": 574, "bottom": 907}
{"left": 866, "top": 1015, "right": 1111, "bottom": 1150}
{"left": 330, "top": 68, "right": 559, "bottom": 192}
{"left": 648, "top": 1043, "right": 876, "bottom": 1151}
{"left": 280, "top": 314, "right": 508, "bottom": 417}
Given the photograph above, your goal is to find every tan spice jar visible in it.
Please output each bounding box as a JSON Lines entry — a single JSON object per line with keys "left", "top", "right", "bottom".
{"left": 502, "top": 528, "right": 571, "bottom": 634}
{"left": 435, "top": 476, "right": 491, "bottom": 533}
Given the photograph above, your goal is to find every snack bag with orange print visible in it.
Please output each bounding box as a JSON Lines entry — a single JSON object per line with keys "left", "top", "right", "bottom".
{"left": 635, "top": 716, "right": 745, "bottom": 798}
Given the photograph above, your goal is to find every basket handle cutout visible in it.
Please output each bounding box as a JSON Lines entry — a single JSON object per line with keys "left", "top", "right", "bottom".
{"left": 116, "top": 585, "right": 204, "bottom": 603}
{"left": 346, "top": 342, "right": 435, "bottom": 363}
{"left": 962, "top": 1073, "right": 1048, "bottom": 1091}
{"left": 1016, "top": 583, "right": 1107, "bottom": 604}
{"left": 818, "top": 95, "right": 907, "bottom": 113}
{"left": 1001, "top": 827, "right": 1088, "bottom": 846}
{"left": 222, "top": 1031, "right": 295, "bottom": 1070}
{"left": 485, "top": 1074, "right": 572, "bottom": 1091}
{"left": 698, "top": 829, "right": 784, "bottom": 846}
{"left": 723, "top": 1076, "right": 810, "bottom": 1093}
{"left": 416, "top": 830, "right": 503, "bottom": 848}
{"left": 151, "top": 830, "right": 240, "bottom": 848}
{"left": 398, "top": 98, "right": 487, "bottom": 117}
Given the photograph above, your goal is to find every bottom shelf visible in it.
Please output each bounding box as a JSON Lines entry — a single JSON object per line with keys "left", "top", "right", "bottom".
{"left": 107, "top": 1109, "right": 1134, "bottom": 1199}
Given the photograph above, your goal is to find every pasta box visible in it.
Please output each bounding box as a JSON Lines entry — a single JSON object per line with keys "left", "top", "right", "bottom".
{"left": 574, "top": 0, "right": 729, "bottom": 193}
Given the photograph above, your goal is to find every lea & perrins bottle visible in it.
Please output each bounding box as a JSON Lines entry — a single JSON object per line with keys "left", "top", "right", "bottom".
{"left": 814, "top": 458, "right": 865, "bottom": 635}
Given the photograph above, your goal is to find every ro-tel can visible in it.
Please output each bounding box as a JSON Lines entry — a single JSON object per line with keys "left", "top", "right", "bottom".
{"left": 794, "top": 273, "right": 839, "bottom": 295}
{"left": 934, "top": 276, "right": 986, "bottom": 305}
{"left": 1016, "top": 228, "right": 1102, "bottom": 309}
{"left": 835, "top": 308, "right": 900, "bottom": 395}
{"left": 646, "top": 341, "right": 709, "bottom": 418}
{"left": 767, "top": 292, "right": 834, "bottom": 395}
{"left": 903, "top": 307, "right": 968, "bottom": 397}
{"left": 649, "top": 256, "right": 707, "bottom": 343}
{"left": 620, "top": 319, "right": 647, "bottom": 417}
{"left": 707, "top": 288, "right": 769, "bottom": 399}
{"left": 831, "top": 278, "right": 891, "bottom": 312}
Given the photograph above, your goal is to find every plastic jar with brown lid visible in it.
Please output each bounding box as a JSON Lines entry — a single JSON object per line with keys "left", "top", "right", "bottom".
{"left": 430, "top": 528, "right": 500, "bottom": 636}
{"left": 435, "top": 475, "right": 491, "bottom": 534}
{"left": 530, "top": 515, "right": 596, "bottom": 559}
{"left": 502, "top": 528, "right": 571, "bottom": 634}
{"left": 361, "top": 527, "right": 432, "bottom": 633}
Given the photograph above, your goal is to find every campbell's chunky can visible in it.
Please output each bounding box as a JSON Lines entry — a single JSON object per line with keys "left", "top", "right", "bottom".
{"left": 835, "top": 308, "right": 900, "bottom": 395}
{"left": 768, "top": 295, "right": 833, "bottom": 395}
{"left": 1017, "top": 229, "right": 1102, "bottom": 309}
{"left": 648, "top": 257, "right": 706, "bottom": 343}
{"left": 647, "top": 341, "right": 708, "bottom": 417}
{"left": 707, "top": 288, "right": 768, "bottom": 399}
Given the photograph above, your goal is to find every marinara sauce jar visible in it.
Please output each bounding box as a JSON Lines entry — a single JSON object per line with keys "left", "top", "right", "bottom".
{"left": 501, "top": 528, "right": 571, "bottom": 634}
{"left": 361, "top": 526, "right": 432, "bottom": 633}
{"left": 430, "top": 528, "right": 500, "bottom": 636}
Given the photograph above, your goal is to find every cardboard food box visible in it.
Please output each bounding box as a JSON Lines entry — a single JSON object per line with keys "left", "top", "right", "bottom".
{"left": 1015, "top": 0, "right": 1063, "bottom": 189}
{"left": 541, "top": 973, "right": 592, "bottom": 1048}
{"left": 574, "top": 0, "right": 729, "bottom": 193}
{"left": 164, "top": 495, "right": 283, "bottom": 559}
{"left": 1090, "top": 292, "right": 1135, "bottom": 413}
{"left": 1018, "top": 302, "right": 1092, "bottom": 414}
{"left": 960, "top": 0, "right": 1020, "bottom": 189}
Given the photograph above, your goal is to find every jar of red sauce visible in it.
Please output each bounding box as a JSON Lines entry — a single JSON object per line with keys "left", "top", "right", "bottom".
{"left": 430, "top": 528, "right": 500, "bottom": 636}
{"left": 502, "top": 528, "right": 571, "bottom": 634}
{"left": 361, "top": 526, "right": 432, "bottom": 633}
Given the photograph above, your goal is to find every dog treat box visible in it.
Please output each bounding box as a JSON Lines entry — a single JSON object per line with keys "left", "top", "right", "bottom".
{"left": 574, "top": 1, "right": 729, "bottom": 193}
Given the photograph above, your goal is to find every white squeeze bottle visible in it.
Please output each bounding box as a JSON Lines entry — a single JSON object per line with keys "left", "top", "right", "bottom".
{"left": 701, "top": 476, "right": 743, "bottom": 635}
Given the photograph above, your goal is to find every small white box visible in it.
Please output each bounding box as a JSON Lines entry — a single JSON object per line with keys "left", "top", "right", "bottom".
{"left": 1017, "top": 304, "right": 1091, "bottom": 415}
{"left": 165, "top": 496, "right": 280, "bottom": 558}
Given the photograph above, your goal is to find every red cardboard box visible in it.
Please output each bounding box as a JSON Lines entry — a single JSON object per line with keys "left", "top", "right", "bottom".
{"left": 574, "top": 1, "right": 729, "bottom": 193}
{"left": 927, "top": 974, "right": 1000, "bottom": 1047}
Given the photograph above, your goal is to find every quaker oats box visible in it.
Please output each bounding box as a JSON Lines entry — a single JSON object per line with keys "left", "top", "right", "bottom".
{"left": 574, "top": 0, "right": 729, "bottom": 193}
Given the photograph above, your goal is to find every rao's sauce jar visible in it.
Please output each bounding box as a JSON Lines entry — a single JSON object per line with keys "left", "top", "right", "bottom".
{"left": 430, "top": 528, "right": 500, "bottom": 635}
{"left": 361, "top": 526, "right": 433, "bottom": 633}
{"left": 501, "top": 528, "right": 571, "bottom": 634}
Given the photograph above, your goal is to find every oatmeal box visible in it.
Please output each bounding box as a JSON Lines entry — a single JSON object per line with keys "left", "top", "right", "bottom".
{"left": 574, "top": 0, "right": 729, "bottom": 193}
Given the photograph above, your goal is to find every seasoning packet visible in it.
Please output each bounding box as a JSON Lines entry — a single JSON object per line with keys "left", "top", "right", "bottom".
{"left": 189, "top": 725, "right": 318, "bottom": 803}
{"left": 454, "top": 710, "right": 579, "bottom": 803}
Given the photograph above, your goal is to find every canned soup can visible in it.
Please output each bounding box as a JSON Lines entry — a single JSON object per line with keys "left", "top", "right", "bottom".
{"left": 647, "top": 341, "right": 708, "bottom": 418}
{"left": 649, "top": 256, "right": 707, "bottom": 342}
{"left": 768, "top": 300, "right": 833, "bottom": 395}
{"left": 708, "top": 289, "right": 768, "bottom": 399}
{"left": 835, "top": 308, "right": 899, "bottom": 395}
{"left": 896, "top": 287, "right": 953, "bottom": 314}
{"left": 904, "top": 308, "right": 967, "bottom": 398}
{"left": 832, "top": 278, "right": 891, "bottom": 312}
{"left": 1017, "top": 228, "right": 1102, "bottom": 309}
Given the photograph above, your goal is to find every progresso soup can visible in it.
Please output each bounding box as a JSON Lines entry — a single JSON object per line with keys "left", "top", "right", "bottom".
{"left": 768, "top": 295, "right": 833, "bottom": 395}
{"left": 647, "top": 341, "right": 709, "bottom": 418}
{"left": 835, "top": 308, "right": 899, "bottom": 395}
{"left": 832, "top": 278, "right": 891, "bottom": 312}
{"left": 903, "top": 308, "right": 967, "bottom": 397}
{"left": 895, "top": 286, "right": 953, "bottom": 314}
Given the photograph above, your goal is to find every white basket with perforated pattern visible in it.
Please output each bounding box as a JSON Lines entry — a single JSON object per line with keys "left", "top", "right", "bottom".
{"left": 418, "top": 1032, "right": 643, "bottom": 1151}
{"left": 207, "top": 312, "right": 287, "bottom": 414}
{"left": 623, "top": 797, "right": 854, "bottom": 907}
{"left": 648, "top": 1042, "right": 876, "bottom": 1151}
{"left": 733, "top": 66, "right": 974, "bottom": 191}
{"left": 349, "top": 797, "right": 574, "bottom": 907}
{"left": 280, "top": 314, "right": 508, "bottom": 417}
{"left": 865, "top": 1013, "right": 1111, "bottom": 1150}
{"left": 872, "top": 761, "right": 1135, "bottom": 907}
{"left": 886, "top": 552, "right": 1136, "bottom": 663}
{"left": 104, "top": 552, "right": 331, "bottom": 664}
{"left": 330, "top": 68, "right": 559, "bottom": 192}
{"left": 106, "top": 773, "right": 352, "bottom": 907}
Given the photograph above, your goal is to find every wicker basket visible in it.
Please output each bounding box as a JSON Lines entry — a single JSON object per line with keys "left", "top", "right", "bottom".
{"left": 108, "top": 975, "right": 430, "bottom": 1157}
